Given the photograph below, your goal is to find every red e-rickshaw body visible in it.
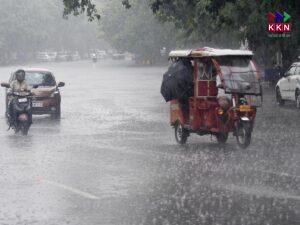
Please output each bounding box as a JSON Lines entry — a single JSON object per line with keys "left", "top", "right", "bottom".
{"left": 168, "top": 47, "right": 262, "bottom": 148}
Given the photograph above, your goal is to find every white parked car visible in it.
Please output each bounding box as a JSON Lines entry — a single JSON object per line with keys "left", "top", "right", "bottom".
{"left": 36, "top": 52, "right": 51, "bottom": 62}
{"left": 96, "top": 50, "right": 107, "bottom": 59}
{"left": 276, "top": 62, "right": 300, "bottom": 108}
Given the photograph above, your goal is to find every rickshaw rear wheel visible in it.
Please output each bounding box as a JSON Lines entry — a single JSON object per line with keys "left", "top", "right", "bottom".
{"left": 216, "top": 132, "right": 228, "bottom": 144}
{"left": 174, "top": 122, "right": 189, "bottom": 145}
{"left": 276, "top": 87, "right": 285, "bottom": 106}
{"left": 236, "top": 122, "right": 252, "bottom": 149}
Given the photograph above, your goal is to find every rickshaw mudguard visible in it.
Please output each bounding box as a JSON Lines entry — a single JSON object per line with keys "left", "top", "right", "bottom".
{"left": 189, "top": 98, "right": 219, "bottom": 131}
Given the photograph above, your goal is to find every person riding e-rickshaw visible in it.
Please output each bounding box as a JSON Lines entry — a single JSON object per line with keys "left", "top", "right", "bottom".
{"left": 161, "top": 47, "right": 262, "bottom": 149}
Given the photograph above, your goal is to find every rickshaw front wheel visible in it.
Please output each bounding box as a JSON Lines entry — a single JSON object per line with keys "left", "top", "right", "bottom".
{"left": 174, "top": 123, "right": 189, "bottom": 145}
{"left": 236, "top": 122, "right": 252, "bottom": 149}
{"left": 216, "top": 132, "right": 228, "bottom": 144}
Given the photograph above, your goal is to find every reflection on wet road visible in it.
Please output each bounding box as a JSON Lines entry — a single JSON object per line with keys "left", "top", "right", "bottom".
{"left": 0, "top": 60, "right": 299, "bottom": 225}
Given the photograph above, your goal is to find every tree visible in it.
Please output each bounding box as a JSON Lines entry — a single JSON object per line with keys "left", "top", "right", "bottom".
{"left": 62, "top": 0, "right": 100, "bottom": 20}
{"left": 145, "top": 0, "right": 299, "bottom": 67}
{"left": 99, "top": 0, "right": 178, "bottom": 63}
{"left": 63, "top": 0, "right": 300, "bottom": 67}
{"left": 62, "top": 0, "right": 130, "bottom": 20}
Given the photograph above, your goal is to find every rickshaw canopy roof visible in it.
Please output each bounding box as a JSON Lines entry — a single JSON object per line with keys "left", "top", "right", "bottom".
{"left": 169, "top": 47, "right": 253, "bottom": 58}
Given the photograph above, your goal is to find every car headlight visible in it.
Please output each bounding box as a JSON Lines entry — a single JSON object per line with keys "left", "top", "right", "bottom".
{"left": 50, "top": 91, "right": 59, "bottom": 98}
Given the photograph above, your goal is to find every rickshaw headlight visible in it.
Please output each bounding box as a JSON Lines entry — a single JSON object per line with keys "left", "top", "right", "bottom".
{"left": 217, "top": 108, "right": 224, "bottom": 115}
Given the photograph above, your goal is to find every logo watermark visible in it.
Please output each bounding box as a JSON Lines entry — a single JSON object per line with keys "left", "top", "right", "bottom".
{"left": 267, "top": 11, "right": 291, "bottom": 38}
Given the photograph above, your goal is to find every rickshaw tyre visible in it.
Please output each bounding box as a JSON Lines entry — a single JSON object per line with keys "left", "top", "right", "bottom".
{"left": 276, "top": 87, "right": 285, "bottom": 106}
{"left": 174, "top": 123, "right": 188, "bottom": 145}
{"left": 236, "top": 122, "right": 251, "bottom": 149}
{"left": 216, "top": 132, "right": 228, "bottom": 144}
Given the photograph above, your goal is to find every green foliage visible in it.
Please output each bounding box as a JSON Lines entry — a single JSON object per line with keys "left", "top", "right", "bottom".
{"left": 1, "top": 0, "right": 298, "bottom": 66}
{"left": 100, "top": 0, "right": 178, "bottom": 63}
{"left": 62, "top": 0, "right": 299, "bottom": 66}
{"left": 148, "top": 0, "right": 300, "bottom": 67}
{"left": 62, "top": 0, "right": 100, "bottom": 20}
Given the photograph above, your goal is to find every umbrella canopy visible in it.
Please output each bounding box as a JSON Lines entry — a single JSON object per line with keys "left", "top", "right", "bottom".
{"left": 161, "top": 59, "right": 193, "bottom": 102}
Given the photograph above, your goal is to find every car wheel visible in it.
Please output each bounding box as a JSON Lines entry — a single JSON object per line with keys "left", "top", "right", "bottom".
{"left": 276, "top": 87, "right": 285, "bottom": 106}
{"left": 296, "top": 90, "right": 300, "bottom": 109}
{"left": 52, "top": 105, "right": 61, "bottom": 119}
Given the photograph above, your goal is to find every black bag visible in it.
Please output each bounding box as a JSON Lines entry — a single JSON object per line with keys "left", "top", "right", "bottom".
{"left": 161, "top": 59, "right": 193, "bottom": 102}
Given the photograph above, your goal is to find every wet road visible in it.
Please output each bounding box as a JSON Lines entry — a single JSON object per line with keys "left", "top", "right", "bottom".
{"left": 0, "top": 60, "right": 299, "bottom": 225}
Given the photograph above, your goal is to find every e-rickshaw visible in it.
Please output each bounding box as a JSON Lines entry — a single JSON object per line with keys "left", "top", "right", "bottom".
{"left": 167, "top": 47, "right": 262, "bottom": 149}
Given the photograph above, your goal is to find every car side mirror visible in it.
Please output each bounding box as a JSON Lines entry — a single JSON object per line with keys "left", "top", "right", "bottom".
{"left": 1, "top": 82, "right": 10, "bottom": 88}
{"left": 57, "top": 82, "right": 65, "bottom": 87}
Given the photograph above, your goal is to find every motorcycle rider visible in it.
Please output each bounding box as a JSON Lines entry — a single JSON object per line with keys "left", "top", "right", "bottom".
{"left": 7, "top": 69, "right": 31, "bottom": 126}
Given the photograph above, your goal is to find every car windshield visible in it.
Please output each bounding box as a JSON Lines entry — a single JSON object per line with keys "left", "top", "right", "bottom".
{"left": 23, "top": 72, "right": 56, "bottom": 86}
{"left": 217, "top": 56, "right": 261, "bottom": 95}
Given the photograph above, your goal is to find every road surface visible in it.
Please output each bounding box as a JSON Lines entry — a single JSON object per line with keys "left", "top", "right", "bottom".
{"left": 0, "top": 60, "right": 299, "bottom": 225}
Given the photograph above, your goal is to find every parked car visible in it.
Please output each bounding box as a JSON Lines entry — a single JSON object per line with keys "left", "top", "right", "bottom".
{"left": 5, "top": 68, "right": 65, "bottom": 118}
{"left": 70, "top": 51, "right": 81, "bottom": 61}
{"left": 112, "top": 53, "right": 126, "bottom": 60}
{"left": 91, "top": 53, "right": 97, "bottom": 63}
{"left": 36, "top": 52, "right": 51, "bottom": 62}
{"left": 47, "top": 52, "right": 57, "bottom": 61}
{"left": 96, "top": 50, "right": 107, "bottom": 59}
{"left": 56, "top": 51, "right": 69, "bottom": 62}
{"left": 276, "top": 62, "right": 300, "bottom": 108}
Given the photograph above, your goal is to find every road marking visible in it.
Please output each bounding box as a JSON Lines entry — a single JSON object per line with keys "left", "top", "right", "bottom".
{"left": 222, "top": 183, "right": 300, "bottom": 201}
{"left": 204, "top": 181, "right": 300, "bottom": 202}
{"left": 253, "top": 169, "right": 300, "bottom": 180}
{"left": 43, "top": 179, "right": 99, "bottom": 200}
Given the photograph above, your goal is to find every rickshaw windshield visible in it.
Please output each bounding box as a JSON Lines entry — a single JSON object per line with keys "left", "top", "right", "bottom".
{"left": 216, "top": 56, "right": 261, "bottom": 95}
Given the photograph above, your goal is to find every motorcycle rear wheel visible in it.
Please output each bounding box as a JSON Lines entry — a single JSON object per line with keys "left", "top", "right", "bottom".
{"left": 20, "top": 122, "right": 29, "bottom": 135}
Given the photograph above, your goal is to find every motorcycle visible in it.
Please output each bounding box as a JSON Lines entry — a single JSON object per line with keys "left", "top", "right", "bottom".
{"left": 1, "top": 83, "right": 36, "bottom": 135}
{"left": 91, "top": 53, "right": 97, "bottom": 63}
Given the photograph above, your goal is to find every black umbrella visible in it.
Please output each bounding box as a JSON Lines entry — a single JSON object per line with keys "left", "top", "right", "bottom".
{"left": 160, "top": 59, "right": 193, "bottom": 102}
